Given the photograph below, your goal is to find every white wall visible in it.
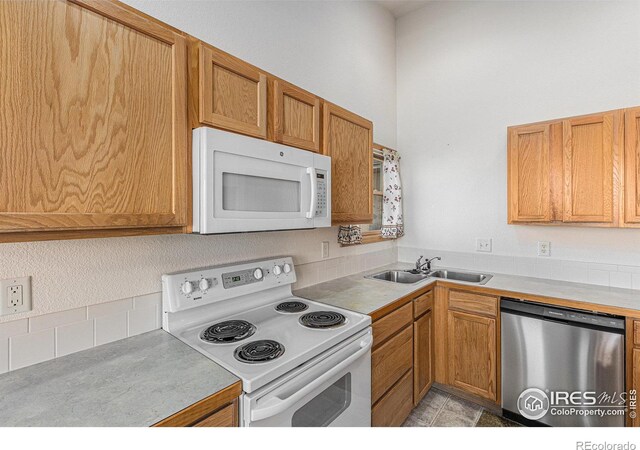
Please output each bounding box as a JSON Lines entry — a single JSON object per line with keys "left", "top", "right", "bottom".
{"left": 397, "top": 1, "right": 640, "bottom": 266}
{"left": 0, "top": 0, "right": 397, "bottom": 323}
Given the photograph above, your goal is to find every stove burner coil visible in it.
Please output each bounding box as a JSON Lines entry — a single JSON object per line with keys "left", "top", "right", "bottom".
{"left": 299, "top": 311, "right": 346, "bottom": 329}
{"left": 200, "top": 320, "right": 256, "bottom": 343}
{"left": 234, "top": 340, "right": 285, "bottom": 363}
{"left": 275, "top": 301, "right": 309, "bottom": 313}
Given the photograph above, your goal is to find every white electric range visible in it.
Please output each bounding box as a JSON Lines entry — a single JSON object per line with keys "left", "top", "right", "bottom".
{"left": 162, "top": 257, "right": 372, "bottom": 427}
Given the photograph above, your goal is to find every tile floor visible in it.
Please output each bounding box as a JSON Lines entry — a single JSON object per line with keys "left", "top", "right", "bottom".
{"left": 403, "top": 387, "right": 521, "bottom": 427}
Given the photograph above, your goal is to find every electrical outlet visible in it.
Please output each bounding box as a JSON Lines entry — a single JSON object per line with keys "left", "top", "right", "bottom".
{"left": 321, "top": 241, "right": 329, "bottom": 259}
{"left": 476, "top": 238, "right": 492, "bottom": 253}
{"left": 537, "top": 241, "right": 551, "bottom": 257}
{"left": 1, "top": 276, "right": 32, "bottom": 316}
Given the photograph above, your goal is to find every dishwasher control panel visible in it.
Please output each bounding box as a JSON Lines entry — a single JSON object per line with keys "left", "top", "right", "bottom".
{"left": 501, "top": 297, "right": 625, "bottom": 330}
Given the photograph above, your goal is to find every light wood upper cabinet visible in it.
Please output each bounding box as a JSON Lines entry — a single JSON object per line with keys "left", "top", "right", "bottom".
{"left": 0, "top": 0, "right": 188, "bottom": 241}
{"left": 447, "top": 310, "right": 497, "bottom": 401}
{"left": 322, "top": 102, "right": 374, "bottom": 224}
{"left": 271, "top": 79, "right": 321, "bottom": 152}
{"left": 624, "top": 107, "right": 640, "bottom": 225}
{"left": 507, "top": 108, "right": 627, "bottom": 228}
{"left": 191, "top": 41, "right": 268, "bottom": 139}
{"left": 562, "top": 111, "right": 621, "bottom": 224}
{"left": 507, "top": 123, "right": 554, "bottom": 222}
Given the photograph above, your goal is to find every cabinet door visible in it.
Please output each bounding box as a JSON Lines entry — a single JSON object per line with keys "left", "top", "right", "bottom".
{"left": 413, "top": 309, "right": 433, "bottom": 405}
{"left": 507, "top": 124, "right": 553, "bottom": 222}
{"left": 198, "top": 44, "right": 267, "bottom": 139}
{"left": 0, "top": 0, "right": 188, "bottom": 239}
{"left": 562, "top": 112, "right": 621, "bottom": 223}
{"left": 447, "top": 310, "right": 497, "bottom": 401}
{"left": 624, "top": 107, "right": 640, "bottom": 225}
{"left": 272, "top": 79, "right": 321, "bottom": 152}
{"left": 322, "top": 102, "right": 373, "bottom": 224}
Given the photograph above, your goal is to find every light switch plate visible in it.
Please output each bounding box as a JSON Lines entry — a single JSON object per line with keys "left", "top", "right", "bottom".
{"left": 476, "top": 238, "right": 492, "bottom": 253}
{"left": 0, "top": 276, "right": 32, "bottom": 316}
{"left": 537, "top": 241, "right": 551, "bottom": 257}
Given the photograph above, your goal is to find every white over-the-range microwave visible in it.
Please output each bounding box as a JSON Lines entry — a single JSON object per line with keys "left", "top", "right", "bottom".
{"left": 192, "top": 127, "right": 331, "bottom": 234}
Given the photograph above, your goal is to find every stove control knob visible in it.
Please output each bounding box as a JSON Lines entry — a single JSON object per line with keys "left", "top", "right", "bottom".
{"left": 181, "top": 281, "right": 195, "bottom": 295}
{"left": 283, "top": 263, "right": 292, "bottom": 274}
{"left": 199, "top": 278, "right": 211, "bottom": 291}
{"left": 253, "top": 268, "right": 264, "bottom": 280}
{"left": 272, "top": 265, "right": 282, "bottom": 276}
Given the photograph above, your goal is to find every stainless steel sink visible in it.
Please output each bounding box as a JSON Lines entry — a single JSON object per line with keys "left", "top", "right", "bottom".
{"left": 366, "top": 270, "right": 430, "bottom": 284}
{"left": 427, "top": 270, "right": 492, "bottom": 285}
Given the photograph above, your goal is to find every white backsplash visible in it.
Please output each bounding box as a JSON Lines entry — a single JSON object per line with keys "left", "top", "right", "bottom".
{"left": 398, "top": 246, "right": 640, "bottom": 290}
{"left": 0, "top": 293, "right": 162, "bottom": 374}
{"left": 0, "top": 245, "right": 397, "bottom": 374}
{"left": 292, "top": 247, "right": 398, "bottom": 289}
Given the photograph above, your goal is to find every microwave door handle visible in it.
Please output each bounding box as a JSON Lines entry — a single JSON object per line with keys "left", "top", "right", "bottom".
{"left": 305, "top": 167, "right": 317, "bottom": 219}
{"left": 250, "top": 334, "right": 373, "bottom": 422}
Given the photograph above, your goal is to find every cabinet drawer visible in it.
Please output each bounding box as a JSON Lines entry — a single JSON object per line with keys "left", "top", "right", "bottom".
{"left": 193, "top": 401, "right": 238, "bottom": 427}
{"left": 372, "top": 369, "right": 413, "bottom": 427}
{"left": 448, "top": 290, "right": 498, "bottom": 318}
{"left": 372, "top": 325, "right": 413, "bottom": 404}
{"left": 372, "top": 302, "right": 412, "bottom": 348}
{"left": 634, "top": 321, "right": 640, "bottom": 347}
{"left": 413, "top": 290, "right": 434, "bottom": 319}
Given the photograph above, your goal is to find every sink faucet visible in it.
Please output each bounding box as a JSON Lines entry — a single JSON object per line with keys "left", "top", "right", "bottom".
{"left": 416, "top": 255, "right": 441, "bottom": 272}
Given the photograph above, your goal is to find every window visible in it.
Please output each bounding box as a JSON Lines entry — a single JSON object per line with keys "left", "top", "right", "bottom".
{"left": 361, "top": 147, "right": 386, "bottom": 244}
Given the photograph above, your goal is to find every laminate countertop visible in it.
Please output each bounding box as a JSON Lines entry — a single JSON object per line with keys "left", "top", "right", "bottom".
{"left": 294, "top": 263, "right": 640, "bottom": 318}
{"left": 0, "top": 330, "right": 239, "bottom": 427}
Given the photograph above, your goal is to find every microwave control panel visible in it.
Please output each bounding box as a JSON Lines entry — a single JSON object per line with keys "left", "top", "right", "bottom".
{"left": 315, "top": 171, "right": 328, "bottom": 218}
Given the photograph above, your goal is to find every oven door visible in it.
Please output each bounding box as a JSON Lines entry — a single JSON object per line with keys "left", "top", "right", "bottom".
{"left": 242, "top": 329, "right": 372, "bottom": 427}
{"left": 196, "top": 127, "right": 319, "bottom": 234}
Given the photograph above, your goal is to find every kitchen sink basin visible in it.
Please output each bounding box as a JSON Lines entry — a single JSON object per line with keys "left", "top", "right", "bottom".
{"left": 366, "top": 270, "right": 430, "bottom": 284}
{"left": 427, "top": 270, "right": 492, "bottom": 285}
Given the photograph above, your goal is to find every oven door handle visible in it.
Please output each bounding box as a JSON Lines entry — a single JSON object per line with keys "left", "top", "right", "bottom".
{"left": 305, "top": 167, "right": 317, "bottom": 219}
{"left": 250, "top": 333, "right": 372, "bottom": 422}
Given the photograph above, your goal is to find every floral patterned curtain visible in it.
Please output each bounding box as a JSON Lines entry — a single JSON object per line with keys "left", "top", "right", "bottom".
{"left": 381, "top": 148, "right": 404, "bottom": 239}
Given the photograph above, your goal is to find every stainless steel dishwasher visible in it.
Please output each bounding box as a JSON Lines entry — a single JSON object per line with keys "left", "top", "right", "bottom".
{"left": 501, "top": 298, "right": 625, "bottom": 427}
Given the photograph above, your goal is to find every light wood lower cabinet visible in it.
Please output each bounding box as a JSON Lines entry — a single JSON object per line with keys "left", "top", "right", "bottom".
{"left": 192, "top": 400, "right": 238, "bottom": 427}
{"left": 370, "top": 301, "right": 414, "bottom": 427}
{"left": 0, "top": 0, "right": 189, "bottom": 242}
{"left": 626, "top": 319, "right": 640, "bottom": 427}
{"left": 370, "top": 288, "right": 435, "bottom": 426}
{"left": 433, "top": 287, "right": 499, "bottom": 404}
{"left": 372, "top": 369, "right": 414, "bottom": 427}
{"left": 154, "top": 381, "right": 242, "bottom": 427}
{"left": 447, "top": 310, "right": 497, "bottom": 401}
{"left": 413, "top": 306, "right": 433, "bottom": 406}
{"left": 372, "top": 325, "right": 413, "bottom": 404}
